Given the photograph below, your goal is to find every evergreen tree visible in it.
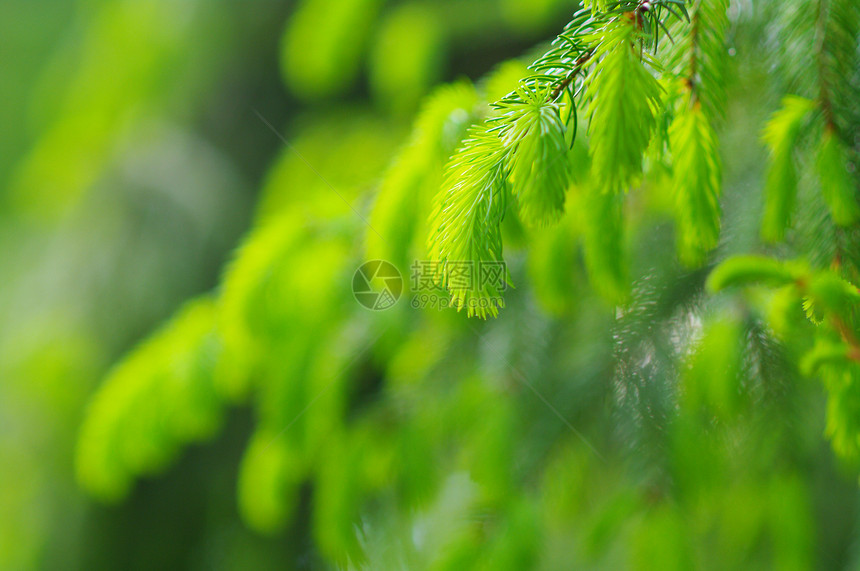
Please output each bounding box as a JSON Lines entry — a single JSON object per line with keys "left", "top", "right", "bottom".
{"left": 3, "top": 0, "right": 860, "bottom": 568}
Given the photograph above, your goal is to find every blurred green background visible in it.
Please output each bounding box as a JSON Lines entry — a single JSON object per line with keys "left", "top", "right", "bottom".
{"left": 2, "top": 0, "right": 860, "bottom": 570}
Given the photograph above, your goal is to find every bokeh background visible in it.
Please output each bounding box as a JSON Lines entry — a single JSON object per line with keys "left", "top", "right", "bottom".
{"left": 3, "top": 0, "right": 860, "bottom": 569}
{"left": 1, "top": 1, "right": 580, "bottom": 568}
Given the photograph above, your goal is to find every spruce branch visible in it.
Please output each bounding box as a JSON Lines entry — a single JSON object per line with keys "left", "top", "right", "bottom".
{"left": 670, "top": 102, "right": 721, "bottom": 265}
{"left": 658, "top": 0, "right": 730, "bottom": 265}
{"left": 429, "top": 1, "right": 689, "bottom": 314}
{"left": 549, "top": 50, "right": 593, "bottom": 101}
{"left": 665, "top": 0, "right": 729, "bottom": 118}
{"left": 760, "top": 96, "right": 819, "bottom": 242}
{"left": 582, "top": 15, "right": 663, "bottom": 195}
{"left": 817, "top": 127, "right": 860, "bottom": 227}
{"left": 497, "top": 87, "right": 572, "bottom": 226}
{"left": 369, "top": 82, "right": 479, "bottom": 267}
{"left": 427, "top": 123, "right": 509, "bottom": 318}
{"left": 832, "top": 314, "right": 860, "bottom": 363}
{"left": 815, "top": 0, "right": 837, "bottom": 131}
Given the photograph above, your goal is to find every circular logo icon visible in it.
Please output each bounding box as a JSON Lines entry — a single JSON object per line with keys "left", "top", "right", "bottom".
{"left": 352, "top": 260, "right": 403, "bottom": 310}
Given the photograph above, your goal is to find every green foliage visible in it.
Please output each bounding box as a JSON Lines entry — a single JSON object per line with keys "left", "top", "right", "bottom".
{"left": 682, "top": 314, "right": 743, "bottom": 419}
{"left": 216, "top": 213, "right": 308, "bottom": 399}
{"left": 582, "top": 17, "right": 662, "bottom": 196}
{"left": 711, "top": 252, "right": 860, "bottom": 470}
{"left": 237, "top": 433, "right": 304, "bottom": 533}
{"left": 664, "top": 0, "right": 730, "bottom": 119}
{"left": 427, "top": 123, "right": 509, "bottom": 318}
{"left": 706, "top": 255, "right": 803, "bottom": 292}
{"left": 76, "top": 299, "right": 224, "bottom": 500}
{"left": 817, "top": 0, "right": 860, "bottom": 134}
{"left": 654, "top": 0, "right": 731, "bottom": 267}
{"left": 822, "top": 363, "right": 860, "bottom": 463}
{"left": 369, "top": 82, "right": 479, "bottom": 270}
{"left": 369, "top": 4, "right": 445, "bottom": 114}
{"left": 8, "top": 0, "right": 237, "bottom": 220}
{"left": 11, "top": 0, "right": 860, "bottom": 568}
{"left": 760, "top": 95, "right": 819, "bottom": 242}
{"left": 801, "top": 339, "right": 855, "bottom": 376}
{"left": 527, "top": 212, "right": 581, "bottom": 315}
{"left": 425, "top": 1, "right": 722, "bottom": 307}
{"left": 817, "top": 127, "right": 860, "bottom": 226}
{"left": 281, "top": 0, "right": 385, "bottom": 99}
{"left": 581, "top": 187, "right": 629, "bottom": 302}
{"left": 669, "top": 103, "right": 721, "bottom": 265}
{"left": 583, "top": 0, "right": 610, "bottom": 13}
{"left": 499, "top": 87, "right": 571, "bottom": 226}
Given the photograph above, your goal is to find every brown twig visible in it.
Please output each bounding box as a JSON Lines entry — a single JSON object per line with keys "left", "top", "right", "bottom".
{"left": 550, "top": 51, "right": 593, "bottom": 101}
{"left": 832, "top": 315, "right": 860, "bottom": 362}
{"left": 815, "top": 0, "right": 837, "bottom": 131}
{"left": 683, "top": 0, "right": 703, "bottom": 105}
